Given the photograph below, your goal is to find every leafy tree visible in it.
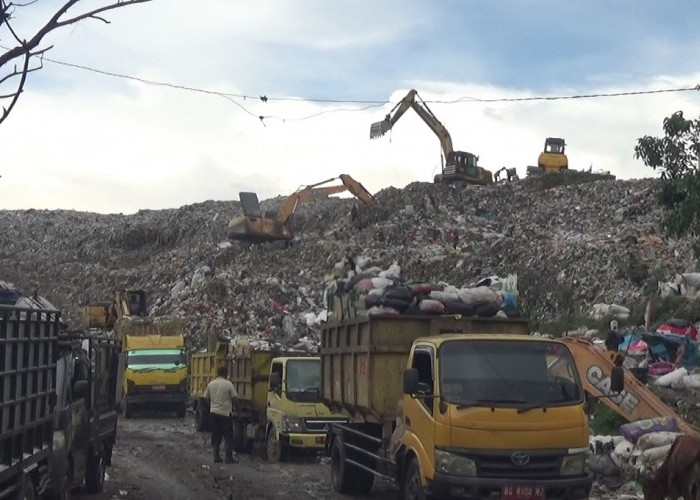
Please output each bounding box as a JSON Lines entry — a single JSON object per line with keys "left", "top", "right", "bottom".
{"left": 635, "top": 111, "right": 700, "bottom": 236}
{"left": 0, "top": 0, "right": 151, "bottom": 126}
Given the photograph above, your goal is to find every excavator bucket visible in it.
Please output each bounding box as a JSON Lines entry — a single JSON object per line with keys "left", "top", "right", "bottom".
{"left": 370, "top": 117, "right": 392, "bottom": 139}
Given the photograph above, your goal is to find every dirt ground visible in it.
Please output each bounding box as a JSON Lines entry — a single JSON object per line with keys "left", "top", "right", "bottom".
{"left": 73, "top": 412, "right": 395, "bottom": 500}
{"left": 69, "top": 411, "right": 637, "bottom": 500}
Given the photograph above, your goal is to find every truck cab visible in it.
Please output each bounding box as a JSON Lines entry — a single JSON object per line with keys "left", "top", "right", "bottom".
{"left": 266, "top": 356, "right": 348, "bottom": 462}
{"left": 401, "top": 335, "right": 591, "bottom": 499}
{"left": 121, "top": 332, "right": 188, "bottom": 418}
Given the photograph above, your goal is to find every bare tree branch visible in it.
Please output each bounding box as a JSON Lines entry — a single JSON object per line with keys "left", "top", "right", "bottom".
{"left": 0, "top": 0, "right": 152, "bottom": 126}
{"left": 0, "top": 48, "right": 29, "bottom": 122}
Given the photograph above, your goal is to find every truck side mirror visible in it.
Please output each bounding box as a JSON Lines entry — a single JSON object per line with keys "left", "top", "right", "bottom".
{"left": 403, "top": 369, "right": 419, "bottom": 395}
{"left": 269, "top": 372, "right": 281, "bottom": 392}
{"left": 73, "top": 379, "right": 89, "bottom": 400}
{"left": 610, "top": 366, "right": 624, "bottom": 394}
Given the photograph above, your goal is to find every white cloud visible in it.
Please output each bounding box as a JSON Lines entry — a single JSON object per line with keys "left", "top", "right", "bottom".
{"left": 2, "top": 1, "right": 699, "bottom": 214}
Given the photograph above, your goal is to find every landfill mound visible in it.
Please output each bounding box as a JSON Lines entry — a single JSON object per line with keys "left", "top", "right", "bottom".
{"left": 0, "top": 177, "right": 696, "bottom": 353}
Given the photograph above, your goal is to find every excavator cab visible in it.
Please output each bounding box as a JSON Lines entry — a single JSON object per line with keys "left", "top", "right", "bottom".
{"left": 228, "top": 192, "right": 293, "bottom": 243}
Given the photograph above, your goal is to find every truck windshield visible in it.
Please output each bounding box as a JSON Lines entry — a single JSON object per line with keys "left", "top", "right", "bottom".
{"left": 127, "top": 349, "right": 186, "bottom": 371}
{"left": 439, "top": 340, "right": 583, "bottom": 409}
{"left": 286, "top": 360, "right": 321, "bottom": 402}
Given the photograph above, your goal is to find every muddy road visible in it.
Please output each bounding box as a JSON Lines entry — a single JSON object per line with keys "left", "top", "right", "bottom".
{"left": 75, "top": 413, "right": 394, "bottom": 500}
{"left": 71, "top": 413, "right": 622, "bottom": 500}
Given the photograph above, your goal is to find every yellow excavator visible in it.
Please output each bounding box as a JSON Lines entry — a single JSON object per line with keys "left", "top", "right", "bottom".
{"left": 526, "top": 137, "right": 568, "bottom": 176}
{"left": 84, "top": 289, "right": 148, "bottom": 329}
{"left": 227, "top": 174, "right": 375, "bottom": 243}
{"left": 370, "top": 89, "right": 493, "bottom": 185}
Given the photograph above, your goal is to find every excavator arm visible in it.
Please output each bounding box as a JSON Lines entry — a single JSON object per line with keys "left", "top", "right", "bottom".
{"left": 370, "top": 89, "right": 454, "bottom": 159}
{"left": 276, "top": 174, "right": 374, "bottom": 223}
{"left": 370, "top": 89, "right": 491, "bottom": 185}
{"left": 560, "top": 337, "right": 700, "bottom": 438}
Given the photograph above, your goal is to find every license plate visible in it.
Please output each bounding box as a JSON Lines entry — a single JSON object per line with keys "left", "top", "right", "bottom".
{"left": 502, "top": 486, "right": 546, "bottom": 500}
{"left": 152, "top": 385, "right": 166, "bottom": 391}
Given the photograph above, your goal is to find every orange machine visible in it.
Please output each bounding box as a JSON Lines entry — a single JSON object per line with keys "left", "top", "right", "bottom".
{"left": 560, "top": 337, "right": 699, "bottom": 437}
{"left": 227, "top": 174, "right": 374, "bottom": 243}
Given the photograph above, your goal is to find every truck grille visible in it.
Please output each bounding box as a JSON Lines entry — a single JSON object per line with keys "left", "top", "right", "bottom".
{"left": 130, "top": 384, "right": 185, "bottom": 395}
{"left": 443, "top": 165, "right": 456, "bottom": 176}
{"left": 467, "top": 450, "right": 562, "bottom": 479}
{"left": 304, "top": 418, "right": 348, "bottom": 432}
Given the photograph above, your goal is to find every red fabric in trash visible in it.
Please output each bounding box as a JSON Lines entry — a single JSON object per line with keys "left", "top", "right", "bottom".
{"left": 649, "top": 362, "right": 675, "bottom": 376}
{"left": 656, "top": 323, "right": 698, "bottom": 341}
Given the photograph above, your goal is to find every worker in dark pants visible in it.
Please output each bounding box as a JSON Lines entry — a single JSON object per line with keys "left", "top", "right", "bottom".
{"left": 205, "top": 366, "right": 239, "bottom": 463}
{"left": 605, "top": 320, "right": 623, "bottom": 352}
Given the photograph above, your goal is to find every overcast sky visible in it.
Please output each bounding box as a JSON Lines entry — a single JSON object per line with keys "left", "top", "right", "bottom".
{"left": 2, "top": 0, "right": 700, "bottom": 214}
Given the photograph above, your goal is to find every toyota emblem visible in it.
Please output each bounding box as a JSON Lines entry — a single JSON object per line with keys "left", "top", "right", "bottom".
{"left": 511, "top": 451, "right": 530, "bottom": 466}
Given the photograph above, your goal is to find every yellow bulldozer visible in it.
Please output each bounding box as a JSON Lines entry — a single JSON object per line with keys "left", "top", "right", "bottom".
{"left": 227, "top": 174, "right": 375, "bottom": 243}
{"left": 526, "top": 137, "right": 568, "bottom": 176}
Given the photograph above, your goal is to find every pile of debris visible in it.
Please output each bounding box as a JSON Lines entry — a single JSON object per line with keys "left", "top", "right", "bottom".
{"left": 0, "top": 177, "right": 698, "bottom": 353}
{"left": 588, "top": 417, "right": 700, "bottom": 499}
{"left": 324, "top": 256, "right": 519, "bottom": 321}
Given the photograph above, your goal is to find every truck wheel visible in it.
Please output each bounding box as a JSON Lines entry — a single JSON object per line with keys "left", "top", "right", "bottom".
{"left": 403, "top": 458, "right": 427, "bottom": 500}
{"left": 330, "top": 435, "right": 355, "bottom": 494}
{"left": 241, "top": 424, "right": 254, "bottom": 454}
{"left": 85, "top": 451, "right": 105, "bottom": 493}
{"left": 21, "top": 475, "right": 37, "bottom": 500}
{"left": 122, "top": 400, "right": 132, "bottom": 419}
{"left": 195, "top": 405, "right": 210, "bottom": 432}
{"left": 232, "top": 418, "right": 244, "bottom": 452}
{"left": 354, "top": 467, "right": 375, "bottom": 494}
{"left": 266, "top": 428, "right": 287, "bottom": 463}
{"left": 176, "top": 403, "right": 186, "bottom": 419}
{"left": 50, "top": 468, "right": 72, "bottom": 500}
{"left": 195, "top": 406, "right": 204, "bottom": 431}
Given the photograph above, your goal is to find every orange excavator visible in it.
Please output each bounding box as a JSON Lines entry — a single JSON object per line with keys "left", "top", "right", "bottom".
{"left": 227, "top": 174, "right": 375, "bottom": 243}
{"left": 558, "top": 337, "right": 700, "bottom": 437}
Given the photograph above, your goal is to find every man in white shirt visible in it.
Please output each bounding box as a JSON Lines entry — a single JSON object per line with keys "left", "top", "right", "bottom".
{"left": 205, "top": 366, "right": 238, "bottom": 463}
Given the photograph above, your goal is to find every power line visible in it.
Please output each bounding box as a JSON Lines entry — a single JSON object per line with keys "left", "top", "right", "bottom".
{"left": 16, "top": 50, "right": 700, "bottom": 122}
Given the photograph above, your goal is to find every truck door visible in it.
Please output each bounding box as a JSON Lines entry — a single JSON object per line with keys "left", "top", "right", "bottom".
{"left": 404, "top": 346, "right": 437, "bottom": 458}
{"left": 267, "top": 361, "right": 284, "bottom": 430}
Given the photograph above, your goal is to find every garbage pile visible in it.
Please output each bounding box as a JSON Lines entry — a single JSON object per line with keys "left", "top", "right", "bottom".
{"left": 0, "top": 177, "right": 698, "bottom": 354}
{"left": 588, "top": 417, "right": 696, "bottom": 498}
{"left": 324, "top": 257, "right": 519, "bottom": 321}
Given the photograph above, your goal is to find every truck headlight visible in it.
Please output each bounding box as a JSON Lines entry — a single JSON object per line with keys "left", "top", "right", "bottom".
{"left": 281, "top": 413, "right": 305, "bottom": 433}
{"left": 435, "top": 449, "right": 477, "bottom": 476}
{"left": 560, "top": 453, "right": 585, "bottom": 476}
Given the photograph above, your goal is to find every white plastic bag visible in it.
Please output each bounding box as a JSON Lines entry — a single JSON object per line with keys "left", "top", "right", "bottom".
{"left": 429, "top": 290, "right": 459, "bottom": 303}
{"left": 641, "top": 444, "right": 673, "bottom": 464}
{"left": 458, "top": 286, "right": 497, "bottom": 306}
{"left": 636, "top": 431, "right": 680, "bottom": 451}
{"left": 654, "top": 367, "right": 688, "bottom": 387}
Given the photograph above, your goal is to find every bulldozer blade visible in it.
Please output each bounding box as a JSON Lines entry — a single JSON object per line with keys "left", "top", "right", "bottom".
{"left": 370, "top": 119, "right": 392, "bottom": 139}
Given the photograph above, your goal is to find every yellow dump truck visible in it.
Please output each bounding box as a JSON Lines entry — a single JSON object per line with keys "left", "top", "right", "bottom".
{"left": 321, "top": 315, "right": 595, "bottom": 499}
{"left": 116, "top": 316, "right": 188, "bottom": 418}
{"left": 190, "top": 341, "right": 348, "bottom": 462}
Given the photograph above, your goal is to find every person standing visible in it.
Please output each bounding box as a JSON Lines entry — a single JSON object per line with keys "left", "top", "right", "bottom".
{"left": 605, "top": 320, "right": 623, "bottom": 352}
{"left": 205, "top": 366, "right": 238, "bottom": 463}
